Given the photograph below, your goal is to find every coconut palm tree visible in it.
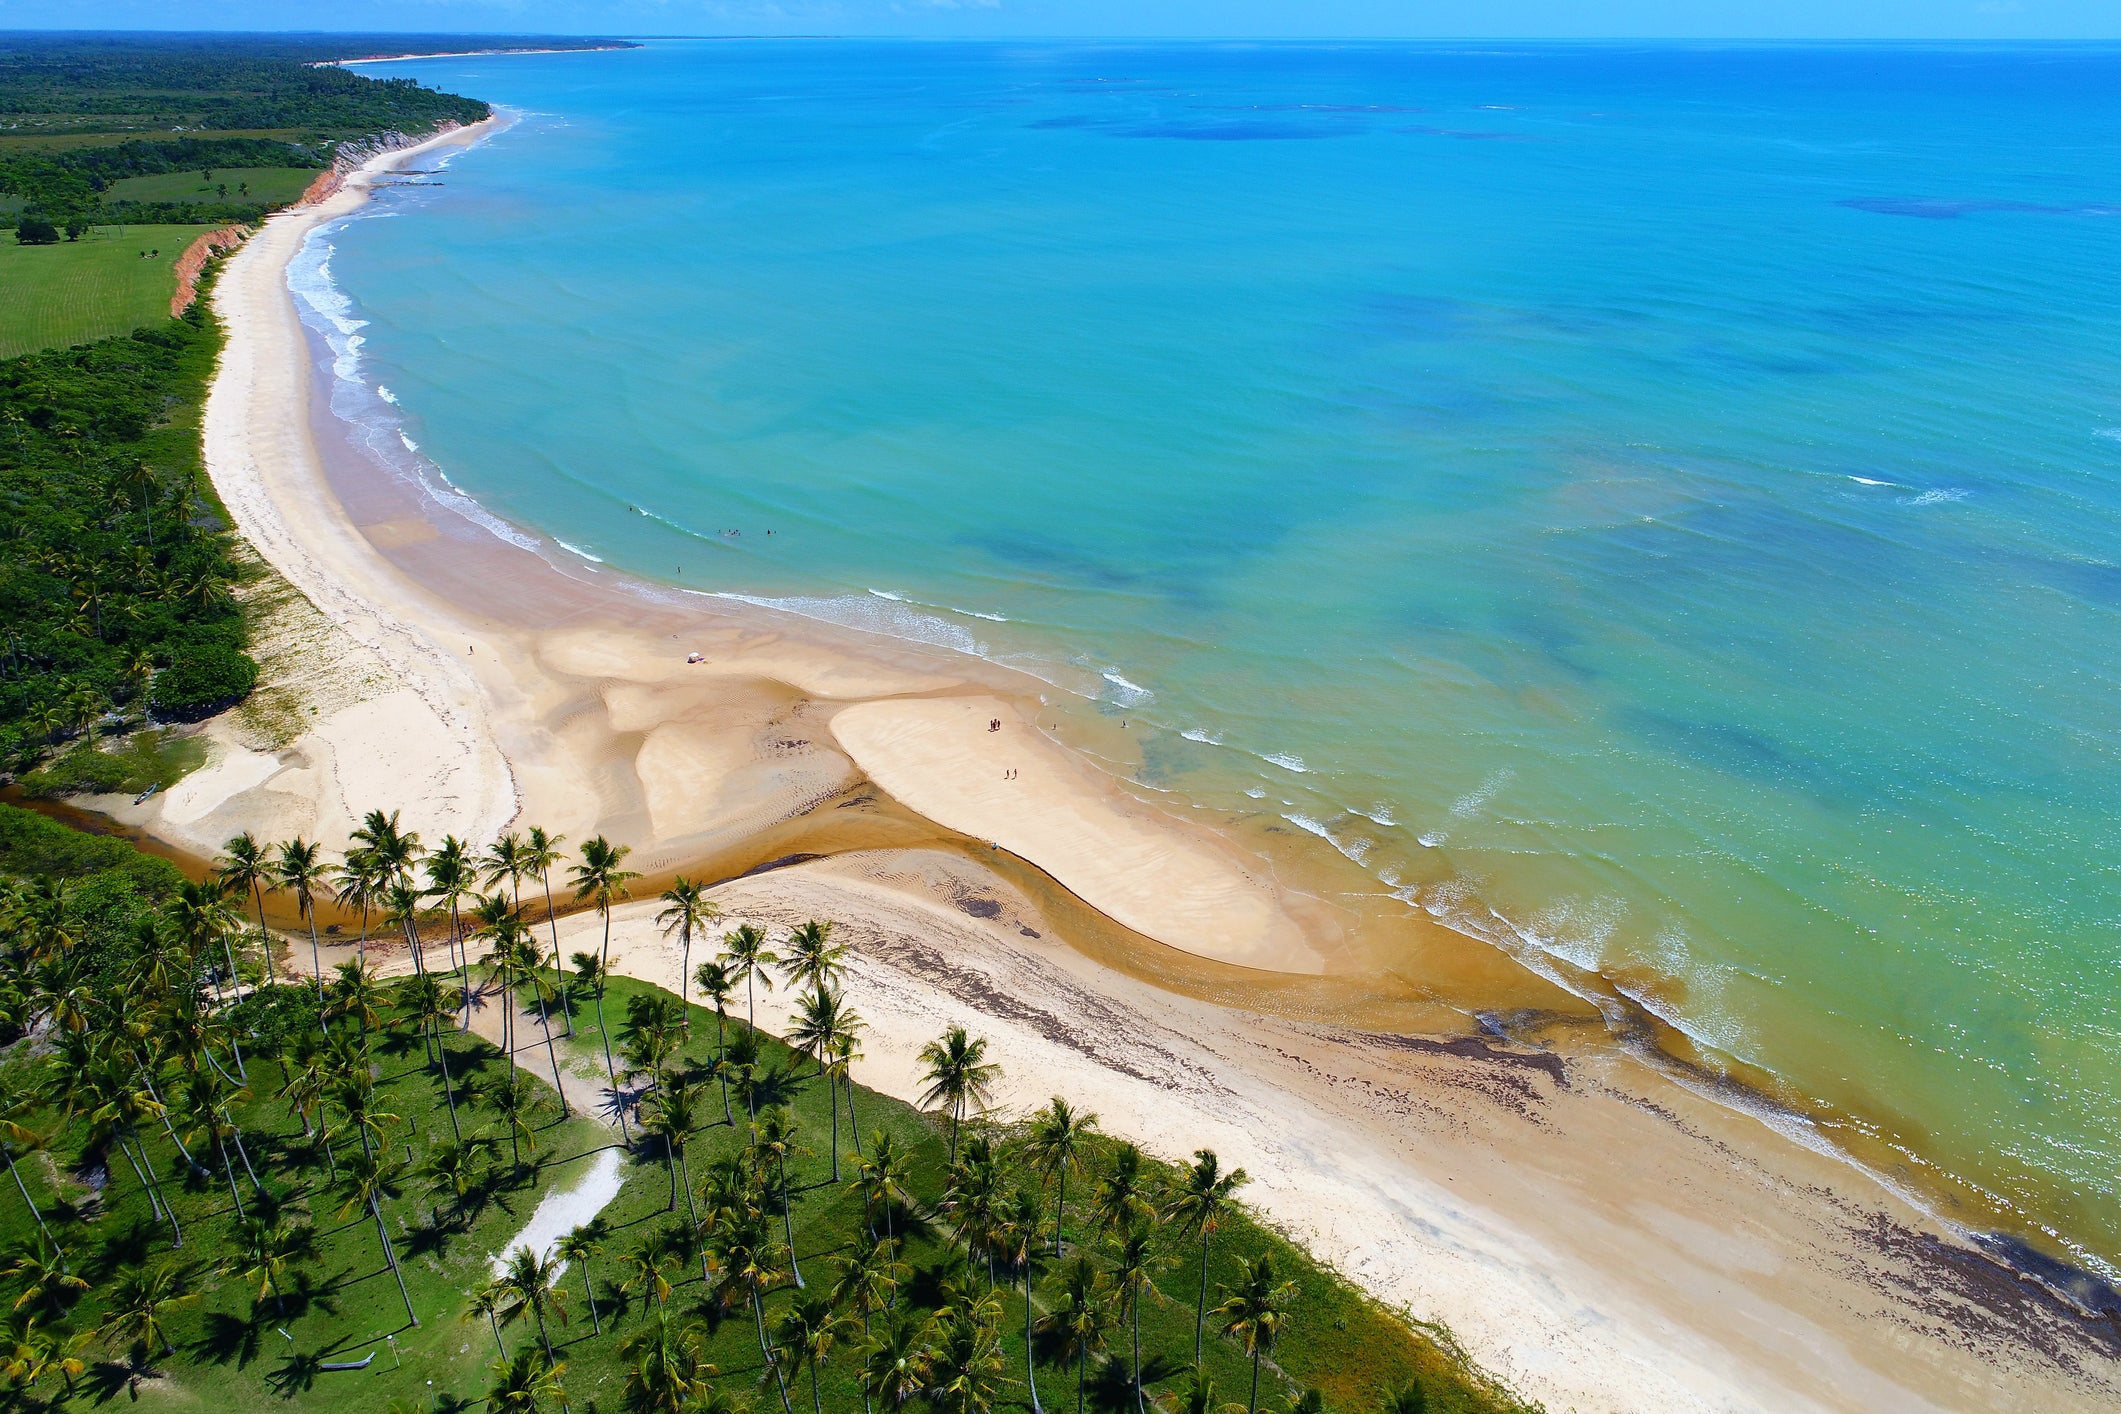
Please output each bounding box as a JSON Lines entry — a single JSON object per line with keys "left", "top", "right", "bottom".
{"left": 996, "top": 1186, "right": 1050, "bottom": 1414}
{"left": 851, "top": 1130, "right": 915, "bottom": 1246}
{"left": 383, "top": 880, "right": 430, "bottom": 976}
{"left": 1041, "top": 1254, "right": 1114, "bottom": 1414}
{"left": 828, "top": 1030, "right": 866, "bottom": 1160}
{"left": 1025, "top": 1098, "right": 1100, "bottom": 1257}
{"left": 500, "top": 1245, "right": 571, "bottom": 1367}
{"left": 2, "top": 1237, "right": 87, "bottom": 1318}
{"left": 555, "top": 1219, "right": 607, "bottom": 1336}
{"left": 751, "top": 1106, "right": 808, "bottom": 1288}
{"left": 486, "top": 1346, "right": 567, "bottom": 1414}
{"left": 335, "top": 1147, "right": 418, "bottom": 1326}
{"left": 788, "top": 984, "right": 863, "bottom": 1179}
{"left": 780, "top": 919, "right": 847, "bottom": 994}
{"left": 1155, "top": 1372, "right": 1227, "bottom": 1414}
{"left": 475, "top": 894, "right": 531, "bottom": 1078}
{"left": 858, "top": 1311, "right": 931, "bottom": 1414}
{"left": 98, "top": 1261, "right": 198, "bottom": 1357}
{"left": 706, "top": 1208, "right": 794, "bottom": 1414}
{"left": 655, "top": 878, "right": 719, "bottom": 1027}
{"left": 0, "top": 1113, "right": 58, "bottom": 1250}
{"left": 928, "top": 1292, "right": 1008, "bottom": 1414}
{"left": 423, "top": 835, "right": 477, "bottom": 1020}
{"left": 352, "top": 808, "right": 423, "bottom": 887}
{"left": 1109, "top": 1221, "right": 1165, "bottom": 1414}
{"left": 216, "top": 832, "right": 277, "bottom": 985}
{"left": 1164, "top": 1149, "right": 1248, "bottom": 1367}
{"left": 774, "top": 1287, "right": 849, "bottom": 1414}
{"left": 569, "top": 835, "right": 639, "bottom": 1137}
{"left": 475, "top": 1070, "right": 548, "bottom": 1172}
{"left": 640, "top": 1073, "right": 702, "bottom": 1223}
{"left": 829, "top": 1227, "right": 906, "bottom": 1414}
{"left": 226, "top": 1212, "right": 317, "bottom": 1317}
{"left": 621, "top": 1232, "right": 678, "bottom": 1316}
{"left": 719, "top": 924, "right": 776, "bottom": 1027}
{"left": 1214, "top": 1253, "right": 1297, "bottom": 1414}
{"left": 332, "top": 848, "right": 387, "bottom": 962}
{"left": 619, "top": 1312, "right": 716, "bottom": 1414}
{"left": 272, "top": 837, "right": 330, "bottom": 1005}
{"left": 468, "top": 1279, "right": 512, "bottom": 1357}
{"left": 395, "top": 972, "right": 463, "bottom": 1142}
{"left": 1094, "top": 1143, "right": 1155, "bottom": 1237}
{"left": 523, "top": 827, "right": 569, "bottom": 1007}
{"left": 694, "top": 958, "right": 737, "bottom": 1119}
{"left": 917, "top": 1026, "right": 999, "bottom": 1165}
{"left": 418, "top": 1134, "right": 496, "bottom": 1228}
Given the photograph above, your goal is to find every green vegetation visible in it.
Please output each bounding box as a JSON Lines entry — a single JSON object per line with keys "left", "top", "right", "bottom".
{"left": 101, "top": 166, "right": 319, "bottom": 207}
{"left": 19, "top": 729, "right": 207, "bottom": 800}
{"left": 0, "top": 224, "right": 211, "bottom": 358}
{"left": 0, "top": 302, "right": 255, "bottom": 775}
{"left": 0, "top": 816, "right": 1533, "bottom": 1412}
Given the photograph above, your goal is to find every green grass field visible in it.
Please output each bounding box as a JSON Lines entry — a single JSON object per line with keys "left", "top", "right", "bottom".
{"left": 0, "top": 223, "right": 208, "bottom": 358}
{"left": 0, "top": 963, "right": 1527, "bottom": 1414}
{"left": 102, "top": 166, "right": 318, "bottom": 206}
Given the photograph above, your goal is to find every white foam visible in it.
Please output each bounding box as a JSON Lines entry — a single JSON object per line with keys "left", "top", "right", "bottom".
{"left": 398, "top": 431, "right": 419, "bottom": 453}
{"left": 1180, "top": 727, "right": 1223, "bottom": 745}
{"left": 1846, "top": 475, "right": 1893, "bottom": 486}
{"left": 553, "top": 538, "right": 604, "bottom": 564}
{"left": 1100, "top": 670, "right": 1153, "bottom": 707}
{"left": 377, "top": 385, "right": 399, "bottom": 404}
{"left": 1262, "top": 751, "right": 1309, "bottom": 773}
{"left": 712, "top": 591, "right": 985, "bottom": 657}
{"left": 2096, "top": 428, "right": 2121, "bottom": 442}
{"left": 1907, "top": 487, "right": 1969, "bottom": 505}
{"left": 1243, "top": 787, "right": 1266, "bottom": 799}
{"left": 1353, "top": 804, "right": 1397, "bottom": 827}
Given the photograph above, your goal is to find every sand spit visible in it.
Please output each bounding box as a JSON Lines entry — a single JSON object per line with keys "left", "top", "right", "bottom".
{"left": 89, "top": 113, "right": 2112, "bottom": 1414}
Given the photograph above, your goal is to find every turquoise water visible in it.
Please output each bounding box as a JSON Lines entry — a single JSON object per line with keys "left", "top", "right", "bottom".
{"left": 319, "top": 41, "right": 2121, "bottom": 1260}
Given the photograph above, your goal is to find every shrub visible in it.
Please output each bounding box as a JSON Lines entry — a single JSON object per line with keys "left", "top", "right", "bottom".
{"left": 15, "top": 218, "right": 59, "bottom": 245}
{"left": 150, "top": 642, "right": 259, "bottom": 718}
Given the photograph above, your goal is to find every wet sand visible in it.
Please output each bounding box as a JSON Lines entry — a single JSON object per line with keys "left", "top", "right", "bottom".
{"left": 98, "top": 121, "right": 2121, "bottom": 1411}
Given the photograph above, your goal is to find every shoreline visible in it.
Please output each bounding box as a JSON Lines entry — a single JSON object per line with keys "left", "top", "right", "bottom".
{"left": 79, "top": 115, "right": 2110, "bottom": 1410}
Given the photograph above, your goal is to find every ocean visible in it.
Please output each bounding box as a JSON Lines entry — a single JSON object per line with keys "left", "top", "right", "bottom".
{"left": 312, "top": 40, "right": 2121, "bottom": 1266}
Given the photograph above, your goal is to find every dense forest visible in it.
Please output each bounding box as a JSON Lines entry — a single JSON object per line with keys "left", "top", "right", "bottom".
{"left": 0, "top": 302, "right": 254, "bottom": 779}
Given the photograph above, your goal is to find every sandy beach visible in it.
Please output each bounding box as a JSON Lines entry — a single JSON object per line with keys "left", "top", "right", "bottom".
{"left": 95, "top": 119, "right": 2121, "bottom": 1411}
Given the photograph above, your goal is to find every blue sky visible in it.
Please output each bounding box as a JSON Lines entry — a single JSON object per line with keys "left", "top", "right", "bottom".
{"left": 9, "top": 0, "right": 2119, "bottom": 39}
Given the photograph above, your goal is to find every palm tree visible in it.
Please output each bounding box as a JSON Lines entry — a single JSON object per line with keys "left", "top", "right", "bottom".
{"left": 3, "top": 1237, "right": 88, "bottom": 1318}
{"left": 1109, "top": 1222, "right": 1165, "bottom": 1414}
{"left": 216, "top": 831, "right": 278, "bottom": 985}
{"left": 928, "top": 1294, "right": 1008, "bottom": 1414}
{"left": 619, "top": 1312, "right": 716, "bottom": 1414}
{"left": 424, "top": 835, "right": 477, "bottom": 1021}
{"left": 1379, "top": 1381, "right": 1428, "bottom": 1414}
{"left": 830, "top": 1228, "right": 906, "bottom": 1414}
{"left": 694, "top": 959, "right": 737, "bottom": 1120}
{"left": 655, "top": 878, "right": 719, "bottom": 1027}
{"left": 1214, "top": 1253, "right": 1297, "bottom": 1414}
{"left": 707, "top": 1209, "right": 794, "bottom": 1414}
{"left": 332, "top": 849, "right": 387, "bottom": 962}
{"left": 486, "top": 1346, "right": 567, "bottom": 1414}
{"left": 555, "top": 1219, "right": 607, "bottom": 1336}
{"left": 828, "top": 1030, "right": 866, "bottom": 1161}
{"left": 775, "top": 1287, "right": 848, "bottom": 1414}
{"left": 335, "top": 1147, "right": 418, "bottom": 1326}
{"left": 640, "top": 1074, "right": 702, "bottom": 1222}
{"left": 475, "top": 894, "right": 531, "bottom": 1079}
{"left": 780, "top": 919, "right": 847, "bottom": 994}
{"left": 917, "top": 1027, "right": 999, "bottom": 1164}
{"left": 751, "top": 1106, "right": 807, "bottom": 1288}
{"left": 858, "top": 1311, "right": 931, "bottom": 1413}
{"left": 500, "top": 1245, "right": 571, "bottom": 1367}
{"left": 569, "top": 836, "right": 639, "bottom": 1137}
{"left": 1041, "top": 1254, "right": 1114, "bottom": 1414}
{"left": 476, "top": 1071, "right": 549, "bottom": 1171}
{"left": 395, "top": 973, "right": 464, "bottom": 1142}
{"left": 272, "top": 838, "right": 330, "bottom": 1005}
{"left": 1156, "top": 1372, "right": 1227, "bottom": 1414}
{"left": 1164, "top": 1149, "right": 1248, "bottom": 1367}
{"left": 328, "top": 957, "right": 387, "bottom": 1034}
{"left": 622, "top": 1232, "right": 679, "bottom": 1316}
{"left": 418, "top": 1135, "right": 496, "bottom": 1228}
{"left": 1094, "top": 1143, "right": 1155, "bottom": 1237}
{"left": 226, "top": 1213, "right": 317, "bottom": 1317}
{"left": 523, "top": 827, "right": 569, "bottom": 1019}
{"left": 1025, "top": 1098, "right": 1100, "bottom": 1257}
{"left": 100, "top": 1262, "right": 198, "bottom": 1359}
{"left": 0, "top": 1114, "right": 57, "bottom": 1250}
{"left": 851, "top": 1131, "right": 915, "bottom": 1246}
{"left": 788, "top": 984, "right": 863, "bottom": 1179}
{"left": 996, "top": 1187, "right": 1050, "bottom": 1414}
{"left": 383, "top": 880, "right": 431, "bottom": 975}
{"left": 719, "top": 924, "right": 776, "bottom": 1026}
{"left": 468, "top": 1279, "right": 512, "bottom": 1357}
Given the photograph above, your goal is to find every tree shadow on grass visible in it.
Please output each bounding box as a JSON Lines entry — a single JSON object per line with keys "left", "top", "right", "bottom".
{"left": 82, "top": 1343, "right": 162, "bottom": 1405}
{"left": 86, "top": 1218, "right": 159, "bottom": 1280}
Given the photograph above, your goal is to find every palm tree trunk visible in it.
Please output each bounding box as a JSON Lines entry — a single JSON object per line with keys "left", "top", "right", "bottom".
{"left": 679, "top": 1152, "right": 700, "bottom": 1232}
{"left": 1248, "top": 1348, "right": 1261, "bottom": 1414}
{"left": 531, "top": 983, "right": 570, "bottom": 1117}
{"left": 1133, "top": 1293, "right": 1145, "bottom": 1414}
{"left": 596, "top": 907, "right": 630, "bottom": 1144}
{"left": 846, "top": 1079, "right": 863, "bottom": 1157}
{"left": 488, "top": 1306, "right": 506, "bottom": 1355}
{"left": 829, "top": 1079, "right": 841, "bottom": 1182}
{"left": 754, "top": 1292, "right": 795, "bottom": 1414}
{"left": 1195, "top": 1233, "right": 1211, "bottom": 1367}
{"left": 216, "top": 1132, "right": 246, "bottom": 1220}
{"left": 435, "top": 1021, "right": 463, "bottom": 1144}
{"left": 1025, "top": 1268, "right": 1043, "bottom": 1414}
{"left": 305, "top": 912, "right": 325, "bottom": 1008}
{"left": 581, "top": 1260, "right": 600, "bottom": 1335}
{"left": 1077, "top": 1345, "right": 1087, "bottom": 1414}
{"left": 374, "top": 1196, "right": 418, "bottom": 1326}
{"left": 810, "top": 1360, "right": 824, "bottom": 1414}
{"left": 540, "top": 875, "right": 570, "bottom": 1034}
{"left": 779, "top": 1154, "right": 804, "bottom": 1288}
{"left": 2, "top": 1145, "right": 54, "bottom": 1248}
{"left": 1054, "top": 1168, "right": 1066, "bottom": 1256}
{"left": 249, "top": 884, "right": 276, "bottom": 985}
{"left": 679, "top": 926, "right": 691, "bottom": 1032}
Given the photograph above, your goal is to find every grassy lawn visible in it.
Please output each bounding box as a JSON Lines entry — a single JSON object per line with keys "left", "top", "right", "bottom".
{"left": 102, "top": 167, "right": 318, "bottom": 206}
{"left": 0, "top": 223, "right": 209, "bottom": 358}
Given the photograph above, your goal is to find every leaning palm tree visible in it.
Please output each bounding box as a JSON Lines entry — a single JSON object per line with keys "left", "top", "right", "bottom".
{"left": 1214, "top": 1253, "right": 1298, "bottom": 1414}
{"left": 789, "top": 985, "right": 863, "bottom": 1179}
{"left": 467, "top": 1279, "right": 512, "bottom": 1357}
{"left": 1025, "top": 1098, "right": 1100, "bottom": 1256}
{"left": 654, "top": 878, "right": 719, "bottom": 1027}
{"left": 1163, "top": 1149, "right": 1248, "bottom": 1368}
{"left": 216, "top": 832, "right": 277, "bottom": 984}
{"left": 719, "top": 923, "right": 776, "bottom": 1026}
{"left": 335, "top": 1147, "right": 418, "bottom": 1326}
{"left": 569, "top": 836, "right": 639, "bottom": 1137}
{"left": 555, "top": 1219, "right": 607, "bottom": 1336}
{"left": 500, "top": 1245, "right": 571, "bottom": 1367}
{"left": 272, "top": 837, "right": 330, "bottom": 1005}
{"left": 0, "top": 1111, "right": 58, "bottom": 1249}
{"left": 486, "top": 1346, "right": 567, "bottom": 1414}
{"left": 423, "top": 835, "right": 477, "bottom": 1020}
{"left": 917, "top": 1026, "right": 999, "bottom": 1164}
